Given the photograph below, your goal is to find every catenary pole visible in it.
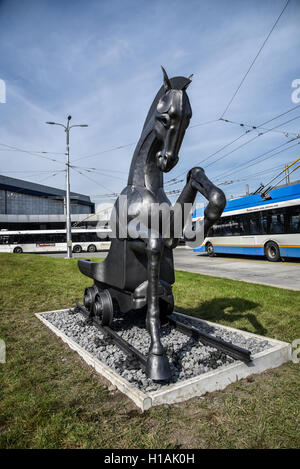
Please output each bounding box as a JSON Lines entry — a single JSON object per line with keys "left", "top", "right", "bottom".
{"left": 45, "top": 116, "right": 88, "bottom": 258}
{"left": 65, "top": 116, "right": 72, "bottom": 258}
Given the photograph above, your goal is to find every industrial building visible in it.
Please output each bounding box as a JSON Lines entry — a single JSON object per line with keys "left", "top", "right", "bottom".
{"left": 0, "top": 175, "right": 99, "bottom": 230}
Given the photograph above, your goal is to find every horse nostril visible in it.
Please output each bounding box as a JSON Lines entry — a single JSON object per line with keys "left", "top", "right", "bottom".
{"left": 156, "top": 151, "right": 167, "bottom": 161}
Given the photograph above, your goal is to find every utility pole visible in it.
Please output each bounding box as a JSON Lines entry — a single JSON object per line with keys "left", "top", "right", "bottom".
{"left": 285, "top": 163, "right": 290, "bottom": 185}
{"left": 46, "top": 116, "right": 88, "bottom": 258}
{"left": 65, "top": 116, "right": 72, "bottom": 259}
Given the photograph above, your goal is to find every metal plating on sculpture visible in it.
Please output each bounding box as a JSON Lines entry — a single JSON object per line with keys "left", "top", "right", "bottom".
{"left": 78, "top": 68, "right": 227, "bottom": 381}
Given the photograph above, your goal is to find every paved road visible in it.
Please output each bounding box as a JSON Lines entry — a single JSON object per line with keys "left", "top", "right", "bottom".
{"left": 174, "top": 247, "right": 300, "bottom": 291}
{"left": 38, "top": 247, "right": 300, "bottom": 291}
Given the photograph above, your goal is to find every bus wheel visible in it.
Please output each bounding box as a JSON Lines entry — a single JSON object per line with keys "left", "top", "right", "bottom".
{"left": 87, "top": 244, "right": 97, "bottom": 253}
{"left": 265, "top": 241, "right": 280, "bottom": 262}
{"left": 205, "top": 242, "right": 214, "bottom": 257}
{"left": 73, "top": 245, "right": 82, "bottom": 253}
{"left": 13, "top": 246, "right": 23, "bottom": 254}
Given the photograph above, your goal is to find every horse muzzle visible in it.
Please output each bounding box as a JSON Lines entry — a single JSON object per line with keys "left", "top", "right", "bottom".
{"left": 156, "top": 151, "right": 179, "bottom": 173}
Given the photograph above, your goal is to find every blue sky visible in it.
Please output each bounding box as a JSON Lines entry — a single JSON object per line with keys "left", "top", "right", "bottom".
{"left": 0, "top": 0, "right": 299, "bottom": 206}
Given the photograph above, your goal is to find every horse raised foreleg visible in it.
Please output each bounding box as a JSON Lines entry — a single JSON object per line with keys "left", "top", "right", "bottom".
{"left": 164, "top": 167, "right": 226, "bottom": 249}
{"left": 145, "top": 237, "right": 171, "bottom": 381}
{"left": 188, "top": 167, "right": 226, "bottom": 237}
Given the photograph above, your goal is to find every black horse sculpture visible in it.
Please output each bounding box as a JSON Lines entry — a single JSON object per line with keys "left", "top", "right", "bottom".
{"left": 78, "top": 68, "right": 226, "bottom": 381}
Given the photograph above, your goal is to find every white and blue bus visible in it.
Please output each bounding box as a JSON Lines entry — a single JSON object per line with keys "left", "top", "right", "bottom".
{"left": 0, "top": 228, "right": 111, "bottom": 254}
{"left": 193, "top": 182, "right": 300, "bottom": 261}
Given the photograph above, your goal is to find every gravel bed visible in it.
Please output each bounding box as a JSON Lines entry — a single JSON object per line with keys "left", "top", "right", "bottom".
{"left": 42, "top": 308, "right": 272, "bottom": 393}
{"left": 170, "top": 313, "right": 271, "bottom": 355}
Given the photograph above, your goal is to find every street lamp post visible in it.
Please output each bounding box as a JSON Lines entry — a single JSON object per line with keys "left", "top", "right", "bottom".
{"left": 46, "top": 115, "right": 88, "bottom": 258}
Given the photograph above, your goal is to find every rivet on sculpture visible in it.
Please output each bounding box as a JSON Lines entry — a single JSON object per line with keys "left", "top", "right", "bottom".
{"left": 78, "top": 68, "right": 226, "bottom": 381}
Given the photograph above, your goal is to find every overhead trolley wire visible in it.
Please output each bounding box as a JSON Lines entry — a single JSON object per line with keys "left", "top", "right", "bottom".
{"left": 0, "top": 142, "right": 65, "bottom": 165}
{"left": 69, "top": 165, "right": 127, "bottom": 183}
{"left": 259, "top": 157, "right": 300, "bottom": 189}
{"left": 169, "top": 105, "right": 300, "bottom": 183}
{"left": 0, "top": 169, "right": 64, "bottom": 174}
{"left": 220, "top": 0, "right": 290, "bottom": 118}
{"left": 204, "top": 114, "right": 300, "bottom": 170}
{"left": 0, "top": 170, "right": 65, "bottom": 199}
{"left": 189, "top": 119, "right": 220, "bottom": 129}
{"left": 214, "top": 138, "right": 300, "bottom": 182}
{"left": 71, "top": 166, "right": 119, "bottom": 200}
{"left": 200, "top": 111, "right": 300, "bottom": 169}
{"left": 72, "top": 119, "right": 220, "bottom": 164}
{"left": 270, "top": 164, "right": 300, "bottom": 190}
{"left": 161, "top": 0, "right": 292, "bottom": 186}
{"left": 219, "top": 117, "right": 300, "bottom": 138}
{"left": 218, "top": 162, "right": 293, "bottom": 188}
{"left": 71, "top": 165, "right": 128, "bottom": 174}
{"left": 0, "top": 147, "right": 65, "bottom": 155}
{"left": 73, "top": 142, "right": 136, "bottom": 163}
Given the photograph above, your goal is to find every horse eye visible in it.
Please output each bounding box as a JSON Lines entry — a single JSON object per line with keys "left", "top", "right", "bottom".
{"left": 157, "top": 114, "right": 170, "bottom": 128}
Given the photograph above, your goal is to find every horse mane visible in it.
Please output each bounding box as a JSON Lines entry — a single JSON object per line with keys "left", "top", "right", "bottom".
{"left": 141, "top": 76, "right": 192, "bottom": 133}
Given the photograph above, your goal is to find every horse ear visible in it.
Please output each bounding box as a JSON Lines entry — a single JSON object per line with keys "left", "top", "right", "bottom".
{"left": 182, "top": 74, "right": 193, "bottom": 90}
{"left": 161, "top": 66, "right": 171, "bottom": 92}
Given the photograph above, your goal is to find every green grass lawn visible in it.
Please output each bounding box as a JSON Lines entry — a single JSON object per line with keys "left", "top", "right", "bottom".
{"left": 0, "top": 252, "right": 299, "bottom": 449}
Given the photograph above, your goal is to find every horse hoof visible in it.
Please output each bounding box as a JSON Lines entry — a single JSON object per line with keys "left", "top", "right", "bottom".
{"left": 146, "top": 353, "right": 171, "bottom": 382}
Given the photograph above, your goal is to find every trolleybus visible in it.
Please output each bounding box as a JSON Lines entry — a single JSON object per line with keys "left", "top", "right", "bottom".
{"left": 0, "top": 228, "right": 111, "bottom": 254}
{"left": 193, "top": 182, "right": 300, "bottom": 261}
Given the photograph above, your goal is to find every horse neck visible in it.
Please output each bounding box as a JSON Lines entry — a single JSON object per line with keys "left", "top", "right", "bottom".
{"left": 127, "top": 129, "right": 163, "bottom": 193}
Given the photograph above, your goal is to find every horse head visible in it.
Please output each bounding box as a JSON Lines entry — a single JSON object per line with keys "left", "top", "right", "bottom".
{"left": 154, "top": 67, "right": 192, "bottom": 173}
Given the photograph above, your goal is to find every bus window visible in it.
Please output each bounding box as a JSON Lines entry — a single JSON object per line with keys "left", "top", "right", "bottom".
{"left": 33, "top": 234, "right": 43, "bottom": 243}
{"left": 51, "top": 233, "right": 65, "bottom": 243}
{"left": 210, "top": 218, "right": 226, "bottom": 236}
{"left": 270, "top": 215, "right": 284, "bottom": 234}
{"left": 288, "top": 206, "right": 300, "bottom": 233}
{"left": 72, "top": 233, "right": 81, "bottom": 243}
{"left": 261, "top": 209, "right": 285, "bottom": 234}
{"left": 232, "top": 215, "right": 245, "bottom": 235}
{"left": 226, "top": 217, "right": 238, "bottom": 236}
{"left": 0, "top": 236, "right": 9, "bottom": 245}
{"left": 71, "top": 232, "right": 100, "bottom": 243}
{"left": 208, "top": 215, "right": 244, "bottom": 237}
{"left": 72, "top": 232, "right": 92, "bottom": 243}
{"left": 247, "top": 212, "right": 262, "bottom": 235}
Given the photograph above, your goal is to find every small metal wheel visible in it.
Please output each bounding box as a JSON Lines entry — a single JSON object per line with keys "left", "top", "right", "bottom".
{"left": 92, "top": 289, "right": 114, "bottom": 326}
{"left": 73, "top": 244, "right": 82, "bottom": 253}
{"left": 205, "top": 242, "right": 214, "bottom": 257}
{"left": 87, "top": 244, "right": 97, "bottom": 253}
{"left": 13, "top": 246, "right": 23, "bottom": 253}
{"left": 265, "top": 241, "right": 280, "bottom": 262}
{"left": 83, "top": 284, "right": 99, "bottom": 313}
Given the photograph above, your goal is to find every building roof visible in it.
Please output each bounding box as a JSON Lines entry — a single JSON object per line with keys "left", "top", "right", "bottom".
{"left": 0, "top": 174, "right": 92, "bottom": 205}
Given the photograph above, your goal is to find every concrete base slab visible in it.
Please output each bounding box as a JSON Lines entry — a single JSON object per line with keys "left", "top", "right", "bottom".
{"left": 36, "top": 309, "right": 291, "bottom": 411}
